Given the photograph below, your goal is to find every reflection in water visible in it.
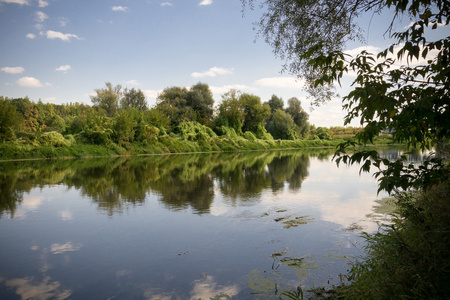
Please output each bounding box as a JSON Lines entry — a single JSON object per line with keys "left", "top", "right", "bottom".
{"left": 0, "top": 150, "right": 322, "bottom": 218}
{"left": 1, "top": 276, "right": 71, "bottom": 300}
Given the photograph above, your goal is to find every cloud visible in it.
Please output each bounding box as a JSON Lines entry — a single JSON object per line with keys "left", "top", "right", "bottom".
{"left": 17, "top": 76, "right": 51, "bottom": 87}
{"left": 1, "top": 66, "right": 25, "bottom": 74}
{"left": 143, "top": 89, "right": 160, "bottom": 99}
{"left": 0, "top": 0, "right": 30, "bottom": 5}
{"left": 26, "top": 33, "right": 36, "bottom": 39}
{"left": 55, "top": 65, "right": 71, "bottom": 72}
{"left": 112, "top": 5, "right": 128, "bottom": 12}
{"left": 44, "top": 97, "right": 57, "bottom": 102}
{"left": 255, "top": 76, "right": 304, "bottom": 89}
{"left": 38, "top": 0, "right": 48, "bottom": 7}
{"left": 59, "top": 210, "right": 73, "bottom": 221}
{"left": 191, "top": 67, "right": 233, "bottom": 78}
{"left": 4, "top": 276, "right": 71, "bottom": 300}
{"left": 161, "top": 2, "right": 172, "bottom": 6}
{"left": 210, "top": 84, "right": 255, "bottom": 95}
{"left": 126, "top": 80, "right": 139, "bottom": 86}
{"left": 35, "top": 11, "right": 48, "bottom": 23}
{"left": 199, "top": 0, "right": 212, "bottom": 5}
{"left": 45, "top": 30, "right": 81, "bottom": 41}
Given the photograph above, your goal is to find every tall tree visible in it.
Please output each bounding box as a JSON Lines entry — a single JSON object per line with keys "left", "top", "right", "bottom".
{"left": 156, "top": 86, "right": 190, "bottom": 127}
{"left": 285, "top": 97, "right": 309, "bottom": 137}
{"left": 240, "top": 93, "right": 271, "bottom": 135}
{"left": 186, "top": 82, "right": 215, "bottom": 126}
{"left": 91, "top": 82, "right": 123, "bottom": 117}
{"left": 121, "top": 88, "right": 147, "bottom": 111}
{"left": 0, "top": 98, "right": 22, "bottom": 140}
{"left": 215, "top": 89, "right": 245, "bottom": 134}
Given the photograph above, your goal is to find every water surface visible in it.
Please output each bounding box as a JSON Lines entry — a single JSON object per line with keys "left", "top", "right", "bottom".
{"left": 0, "top": 149, "right": 400, "bottom": 299}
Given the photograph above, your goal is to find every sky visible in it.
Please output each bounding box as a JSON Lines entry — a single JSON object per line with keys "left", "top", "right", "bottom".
{"left": 0, "top": 0, "right": 446, "bottom": 127}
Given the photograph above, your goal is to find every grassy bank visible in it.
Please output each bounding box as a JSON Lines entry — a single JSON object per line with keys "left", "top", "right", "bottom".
{"left": 0, "top": 132, "right": 396, "bottom": 161}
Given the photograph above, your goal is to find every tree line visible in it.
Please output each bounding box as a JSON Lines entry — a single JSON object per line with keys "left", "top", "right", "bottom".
{"left": 0, "top": 82, "right": 331, "bottom": 147}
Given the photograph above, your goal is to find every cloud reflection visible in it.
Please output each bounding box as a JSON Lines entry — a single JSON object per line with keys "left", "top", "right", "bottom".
{"left": 190, "top": 275, "right": 239, "bottom": 299}
{"left": 2, "top": 276, "right": 71, "bottom": 300}
{"left": 50, "top": 242, "right": 82, "bottom": 254}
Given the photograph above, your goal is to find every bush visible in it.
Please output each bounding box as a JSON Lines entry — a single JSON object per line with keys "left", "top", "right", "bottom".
{"left": 39, "top": 131, "right": 74, "bottom": 147}
{"left": 343, "top": 178, "right": 450, "bottom": 299}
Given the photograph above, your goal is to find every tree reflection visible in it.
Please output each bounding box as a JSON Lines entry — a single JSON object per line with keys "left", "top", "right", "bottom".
{"left": 0, "top": 150, "right": 318, "bottom": 217}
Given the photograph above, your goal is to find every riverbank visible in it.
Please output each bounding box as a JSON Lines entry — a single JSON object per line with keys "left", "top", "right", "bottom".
{"left": 0, "top": 132, "right": 395, "bottom": 161}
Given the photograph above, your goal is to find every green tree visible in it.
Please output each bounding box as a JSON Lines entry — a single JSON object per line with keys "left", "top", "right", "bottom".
{"left": 240, "top": 93, "right": 271, "bottom": 135}
{"left": 0, "top": 98, "right": 22, "bottom": 141}
{"left": 245, "top": 0, "right": 449, "bottom": 193}
{"left": 186, "top": 82, "right": 215, "bottom": 126}
{"left": 91, "top": 82, "right": 122, "bottom": 117}
{"left": 285, "top": 97, "right": 309, "bottom": 137}
{"left": 214, "top": 89, "right": 245, "bottom": 134}
{"left": 121, "top": 88, "right": 147, "bottom": 111}
{"left": 267, "top": 94, "right": 284, "bottom": 115}
{"left": 266, "top": 109, "right": 295, "bottom": 140}
{"left": 156, "top": 86, "right": 190, "bottom": 128}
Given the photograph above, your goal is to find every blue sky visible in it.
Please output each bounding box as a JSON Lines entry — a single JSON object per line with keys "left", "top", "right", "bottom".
{"left": 0, "top": 0, "right": 445, "bottom": 127}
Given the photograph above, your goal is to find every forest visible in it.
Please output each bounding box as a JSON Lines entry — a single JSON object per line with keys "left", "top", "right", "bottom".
{"left": 0, "top": 82, "right": 366, "bottom": 160}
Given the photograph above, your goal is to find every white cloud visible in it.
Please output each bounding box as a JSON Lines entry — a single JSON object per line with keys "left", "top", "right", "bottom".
{"left": 191, "top": 67, "right": 233, "bottom": 78}
{"left": 26, "top": 33, "right": 36, "bottom": 39}
{"left": 17, "top": 76, "right": 51, "bottom": 87}
{"left": 210, "top": 84, "right": 255, "bottom": 95}
{"left": 45, "top": 97, "right": 57, "bottom": 102}
{"left": 344, "top": 45, "right": 381, "bottom": 58}
{"left": 143, "top": 89, "right": 160, "bottom": 99}
{"left": 126, "top": 79, "right": 139, "bottom": 86}
{"left": 199, "top": 0, "right": 212, "bottom": 5}
{"left": 45, "top": 30, "right": 81, "bottom": 41}
{"left": 59, "top": 210, "right": 73, "bottom": 221}
{"left": 1, "top": 66, "right": 25, "bottom": 74}
{"left": 55, "top": 64, "right": 71, "bottom": 72}
{"left": 35, "top": 11, "right": 48, "bottom": 23}
{"left": 38, "top": 0, "right": 48, "bottom": 7}
{"left": 112, "top": 5, "right": 128, "bottom": 12}
{"left": 255, "top": 76, "right": 304, "bottom": 89}
{"left": 0, "top": 0, "right": 30, "bottom": 5}
{"left": 161, "top": 2, "right": 173, "bottom": 6}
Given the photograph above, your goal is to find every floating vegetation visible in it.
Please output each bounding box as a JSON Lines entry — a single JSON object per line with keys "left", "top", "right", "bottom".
{"left": 281, "top": 216, "right": 314, "bottom": 228}
{"left": 343, "top": 222, "right": 365, "bottom": 231}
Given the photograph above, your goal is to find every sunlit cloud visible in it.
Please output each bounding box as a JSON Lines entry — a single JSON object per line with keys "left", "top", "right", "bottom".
{"left": 17, "top": 76, "right": 50, "bottom": 87}
{"left": 126, "top": 79, "right": 139, "bottom": 86}
{"left": 199, "top": 0, "right": 212, "bottom": 5}
{"left": 1, "top": 66, "right": 25, "bottom": 74}
{"left": 38, "top": 0, "right": 48, "bottom": 7}
{"left": 0, "top": 0, "right": 30, "bottom": 5}
{"left": 4, "top": 276, "right": 71, "bottom": 300}
{"left": 45, "top": 97, "right": 57, "bottom": 102}
{"left": 112, "top": 5, "right": 128, "bottom": 12}
{"left": 26, "top": 33, "right": 36, "bottom": 39}
{"left": 143, "top": 89, "right": 160, "bottom": 99}
{"left": 50, "top": 242, "right": 82, "bottom": 254}
{"left": 13, "top": 195, "right": 46, "bottom": 219}
{"left": 191, "top": 67, "right": 233, "bottom": 78}
{"left": 161, "top": 2, "right": 173, "bottom": 6}
{"left": 35, "top": 23, "right": 44, "bottom": 30}
{"left": 55, "top": 65, "right": 71, "bottom": 72}
{"left": 45, "top": 30, "right": 81, "bottom": 41}
{"left": 35, "top": 11, "right": 48, "bottom": 23}
{"left": 255, "top": 76, "right": 304, "bottom": 89}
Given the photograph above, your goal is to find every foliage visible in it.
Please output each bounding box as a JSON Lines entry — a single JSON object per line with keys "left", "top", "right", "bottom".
{"left": 343, "top": 180, "right": 450, "bottom": 299}
{"left": 285, "top": 97, "right": 309, "bottom": 138}
{"left": 240, "top": 93, "right": 271, "bottom": 134}
{"left": 91, "top": 82, "right": 123, "bottom": 117}
{"left": 266, "top": 109, "right": 295, "bottom": 140}
{"left": 214, "top": 89, "right": 245, "bottom": 135}
{"left": 120, "top": 88, "right": 147, "bottom": 111}
{"left": 0, "top": 98, "right": 22, "bottom": 141}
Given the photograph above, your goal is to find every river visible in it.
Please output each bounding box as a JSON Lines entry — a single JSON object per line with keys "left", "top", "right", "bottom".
{"left": 0, "top": 148, "right": 406, "bottom": 299}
